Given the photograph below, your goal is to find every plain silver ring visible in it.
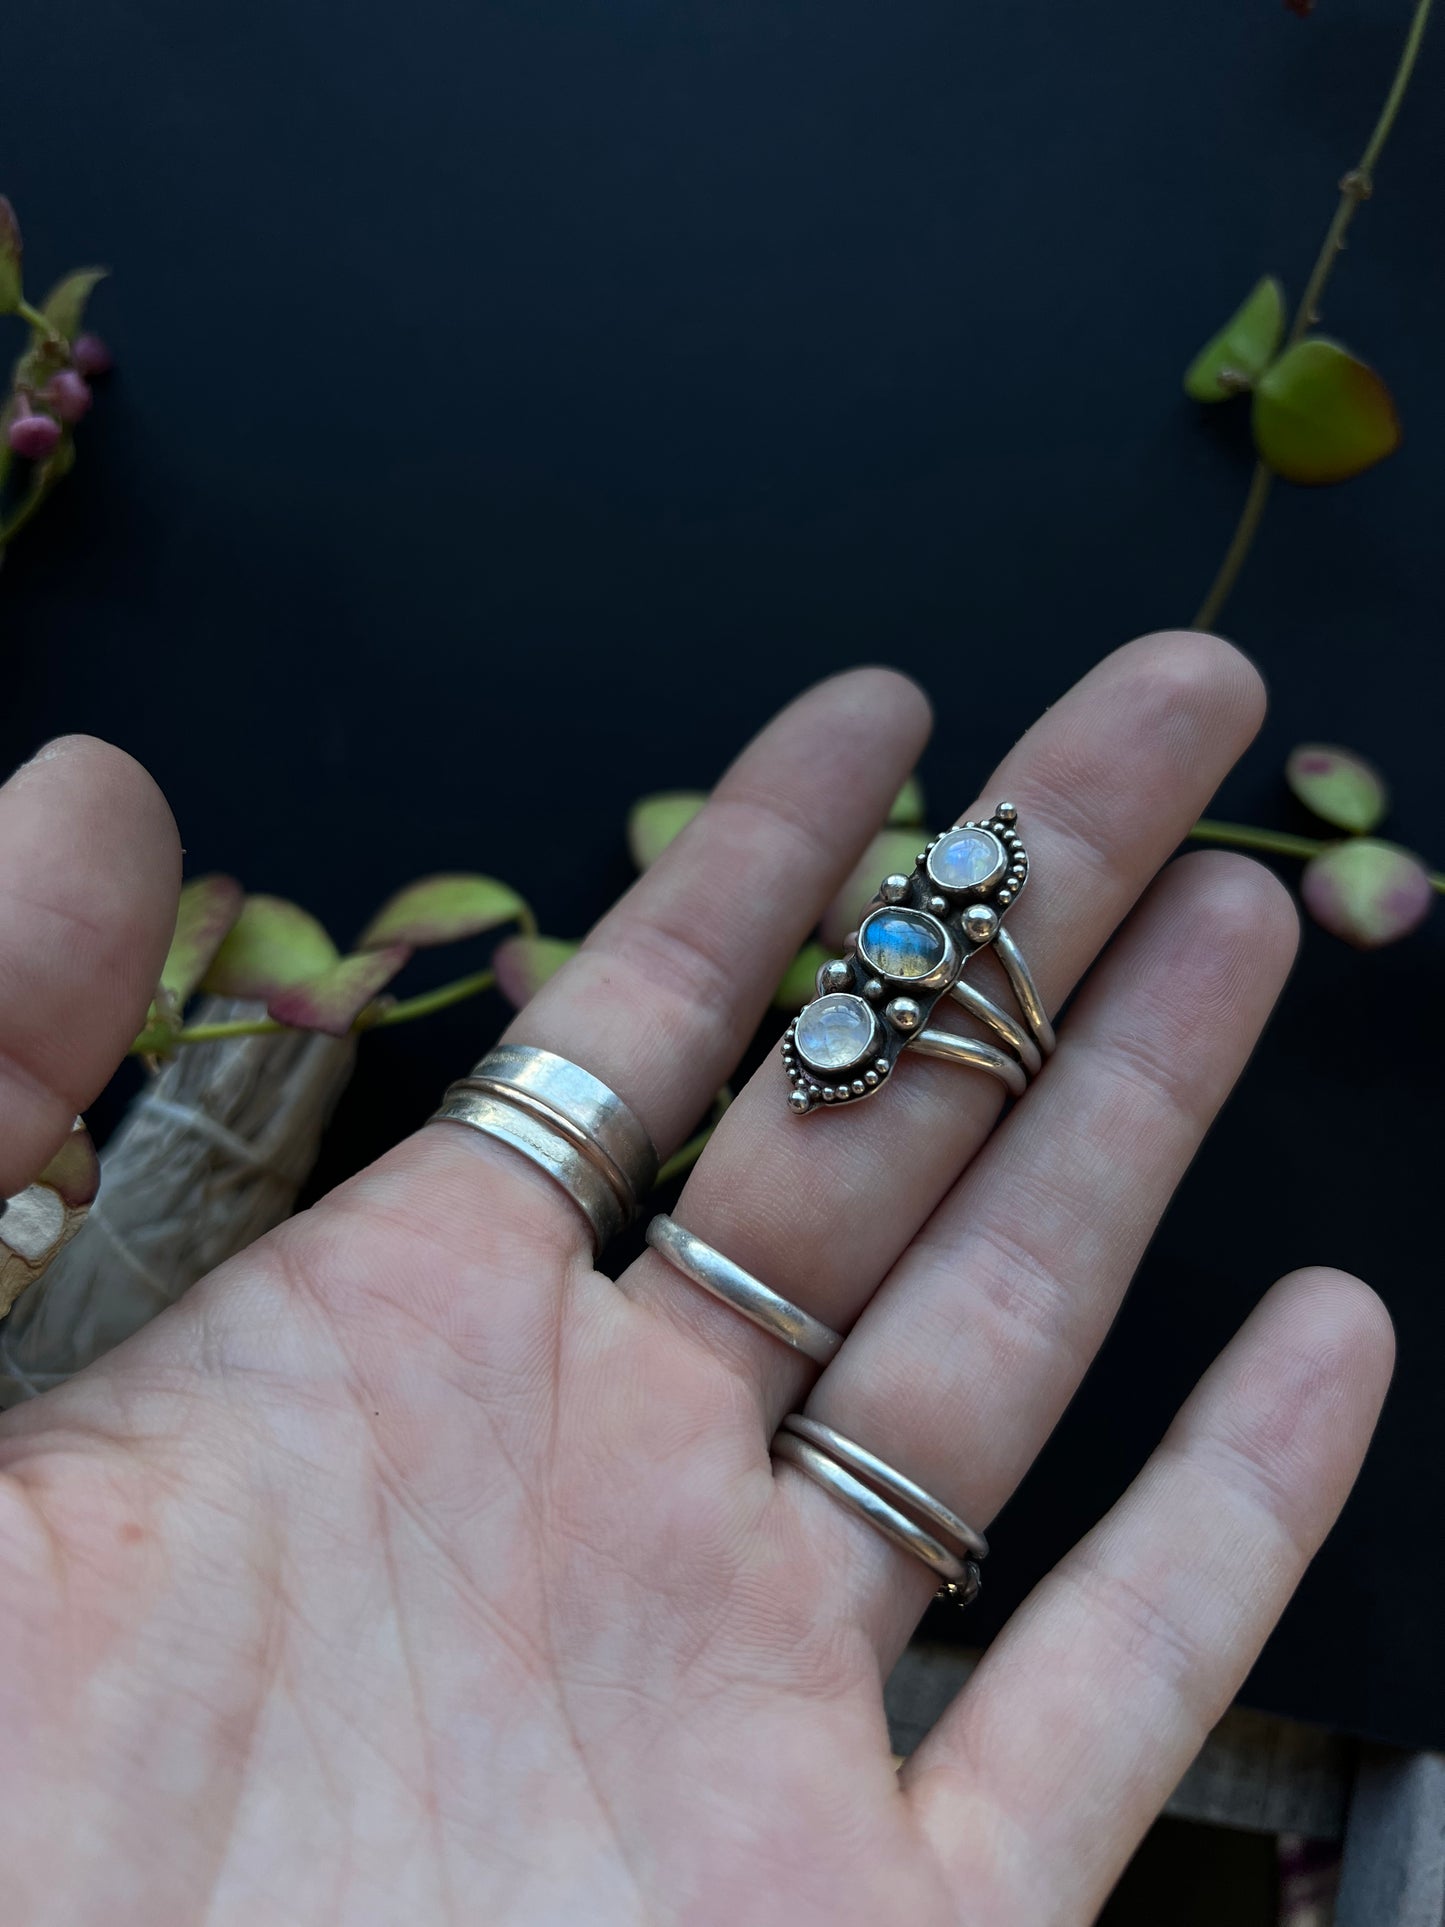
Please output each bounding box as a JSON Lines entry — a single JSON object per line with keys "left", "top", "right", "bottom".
{"left": 780, "top": 1414, "right": 989, "bottom": 1562}
{"left": 771, "top": 1433, "right": 980, "bottom": 1596}
{"left": 645, "top": 1215, "right": 842, "bottom": 1364}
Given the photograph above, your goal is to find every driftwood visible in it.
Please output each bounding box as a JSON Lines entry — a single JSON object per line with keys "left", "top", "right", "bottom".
{"left": 0, "top": 999, "right": 354, "bottom": 1405}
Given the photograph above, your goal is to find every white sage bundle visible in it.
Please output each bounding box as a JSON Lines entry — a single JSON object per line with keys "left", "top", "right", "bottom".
{"left": 0, "top": 999, "right": 355, "bottom": 1405}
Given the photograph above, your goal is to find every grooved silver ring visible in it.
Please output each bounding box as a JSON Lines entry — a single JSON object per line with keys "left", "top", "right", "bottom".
{"left": 432, "top": 1045, "right": 657, "bottom": 1252}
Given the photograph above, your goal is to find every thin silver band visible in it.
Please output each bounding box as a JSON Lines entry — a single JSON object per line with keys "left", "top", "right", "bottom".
{"left": 771, "top": 1434, "right": 980, "bottom": 1602}
{"left": 432, "top": 1045, "right": 657, "bottom": 1253}
{"left": 781, "top": 1414, "right": 989, "bottom": 1561}
{"left": 911, "top": 1027, "right": 1028, "bottom": 1096}
{"left": 946, "top": 976, "right": 1043, "bottom": 1076}
{"left": 645, "top": 1215, "right": 841, "bottom": 1364}
{"left": 995, "top": 926, "right": 1056, "bottom": 1056}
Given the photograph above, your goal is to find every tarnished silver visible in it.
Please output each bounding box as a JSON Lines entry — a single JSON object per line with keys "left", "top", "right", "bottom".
{"left": 432, "top": 1045, "right": 657, "bottom": 1253}
{"left": 773, "top": 1415, "right": 985, "bottom": 1607}
{"left": 645, "top": 1215, "right": 841, "bottom": 1363}
{"left": 781, "top": 801, "right": 1053, "bottom": 1116}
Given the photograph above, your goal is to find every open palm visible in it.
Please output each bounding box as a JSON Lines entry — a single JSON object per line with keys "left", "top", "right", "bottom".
{"left": 0, "top": 635, "right": 1391, "bottom": 1926}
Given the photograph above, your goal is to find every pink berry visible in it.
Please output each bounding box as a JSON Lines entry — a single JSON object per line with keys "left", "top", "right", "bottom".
{"left": 71, "top": 333, "right": 114, "bottom": 378}
{"left": 6, "top": 411, "right": 62, "bottom": 461}
{"left": 43, "top": 369, "right": 92, "bottom": 424}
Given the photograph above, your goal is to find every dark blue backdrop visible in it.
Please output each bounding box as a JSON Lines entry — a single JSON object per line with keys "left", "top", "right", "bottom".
{"left": 2, "top": 0, "right": 1442, "bottom": 1747}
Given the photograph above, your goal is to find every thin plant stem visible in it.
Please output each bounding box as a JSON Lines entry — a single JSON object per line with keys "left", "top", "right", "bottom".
{"left": 365, "top": 968, "right": 497, "bottom": 1029}
{"left": 15, "top": 299, "right": 63, "bottom": 347}
{"left": 137, "top": 967, "right": 504, "bottom": 1052}
{"left": 1189, "top": 816, "right": 1445, "bottom": 893}
{"left": 1191, "top": 0, "right": 1434, "bottom": 630}
{"left": 1193, "top": 462, "right": 1273, "bottom": 632}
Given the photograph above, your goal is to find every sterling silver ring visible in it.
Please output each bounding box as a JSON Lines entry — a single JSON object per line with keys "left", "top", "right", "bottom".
{"left": 780, "top": 801, "right": 1054, "bottom": 1116}
{"left": 645, "top": 1215, "right": 841, "bottom": 1363}
{"left": 432, "top": 1045, "right": 657, "bottom": 1252}
{"left": 772, "top": 1413, "right": 987, "bottom": 1607}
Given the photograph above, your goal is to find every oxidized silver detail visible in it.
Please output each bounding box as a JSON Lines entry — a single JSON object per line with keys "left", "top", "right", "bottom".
{"left": 782, "top": 802, "right": 1051, "bottom": 1115}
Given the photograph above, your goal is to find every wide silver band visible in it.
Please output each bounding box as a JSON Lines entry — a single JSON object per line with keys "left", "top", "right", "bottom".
{"left": 773, "top": 1413, "right": 987, "bottom": 1605}
{"left": 645, "top": 1215, "right": 841, "bottom": 1364}
{"left": 432, "top": 1045, "right": 657, "bottom": 1253}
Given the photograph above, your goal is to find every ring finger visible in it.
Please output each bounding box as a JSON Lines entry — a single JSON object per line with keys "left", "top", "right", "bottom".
{"left": 622, "top": 629, "right": 1266, "bottom": 1412}
{"left": 785, "top": 847, "right": 1300, "bottom": 1650}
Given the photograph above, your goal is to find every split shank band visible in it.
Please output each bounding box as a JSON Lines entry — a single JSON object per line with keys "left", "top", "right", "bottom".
{"left": 429, "top": 803, "right": 1049, "bottom": 1609}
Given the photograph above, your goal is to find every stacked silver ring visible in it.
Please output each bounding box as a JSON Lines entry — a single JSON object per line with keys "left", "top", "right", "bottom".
{"left": 773, "top": 1414, "right": 987, "bottom": 1606}
{"left": 432, "top": 1044, "right": 657, "bottom": 1251}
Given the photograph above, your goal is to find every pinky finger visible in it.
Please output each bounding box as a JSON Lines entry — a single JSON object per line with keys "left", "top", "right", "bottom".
{"left": 901, "top": 1269, "right": 1395, "bottom": 1927}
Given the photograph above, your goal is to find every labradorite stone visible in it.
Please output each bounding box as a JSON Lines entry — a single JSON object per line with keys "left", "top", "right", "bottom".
{"left": 858, "top": 908, "right": 947, "bottom": 980}
{"left": 794, "top": 993, "right": 876, "bottom": 1072}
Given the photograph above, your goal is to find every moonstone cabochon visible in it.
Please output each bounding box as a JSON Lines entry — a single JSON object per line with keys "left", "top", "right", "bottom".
{"left": 857, "top": 907, "right": 948, "bottom": 980}
{"left": 926, "top": 826, "right": 1006, "bottom": 891}
{"left": 794, "top": 992, "right": 877, "bottom": 1072}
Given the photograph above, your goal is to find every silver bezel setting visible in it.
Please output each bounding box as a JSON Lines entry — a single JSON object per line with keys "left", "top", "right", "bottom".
{"left": 782, "top": 801, "right": 1032, "bottom": 1116}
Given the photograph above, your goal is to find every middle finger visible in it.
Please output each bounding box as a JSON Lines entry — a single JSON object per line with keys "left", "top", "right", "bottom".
{"left": 619, "top": 629, "right": 1265, "bottom": 1417}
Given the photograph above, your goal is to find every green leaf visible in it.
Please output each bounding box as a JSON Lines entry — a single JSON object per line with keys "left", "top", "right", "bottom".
{"left": 1184, "top": 276, "right": 1286, "bottom": 401}
{"left": 1285, "top": 744, "right": 1388, "bottom": 834}
{"left": 267, "top": 944, "right": 411, "bottom": 1036}
{"left": 1252, "top": 338, "right": 1401, "bottom": 485}
{"left": 627, "top": 792, "right": 706, "bottom": 870}
{"left": 160, "top": 875, "right": 245, "bottom": 1003}
{"left": 359, "top": 874, "right": 527, "bottom": 949}
{"left": 38, "top": 267, "right": 107, "bottom": 343}
{"left": 0, "top": 198, "right": 23, "bottom": 315}
{"left": 202, "top": 896, "right": 339, "bottom": 999}
{"left": 494, "top": 935, "right": 579, "bottom": 1008}
{"left": 821, "top": 828, "right": 930, "bottom": 947}
{"left": 772, "top": 942, "right": 830, "bottom": 1010}
{"left": 888, "top": 776, "right": 926, "bottom": 826}
{"left": 1300, "top": 839, "right": 1432, "bottom": 948}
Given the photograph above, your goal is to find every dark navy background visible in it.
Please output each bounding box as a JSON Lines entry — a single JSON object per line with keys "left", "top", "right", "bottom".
{"left": 2, "top": 0, "right": 1441, "bottom": 1748}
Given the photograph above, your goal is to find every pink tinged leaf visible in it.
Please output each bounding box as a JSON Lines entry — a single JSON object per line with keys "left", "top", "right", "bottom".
{"left": 267, "top": 944, "right": 412, "bottom": 1035}
{"left": 358, "top": 874, "right": 527, "bottom": 949}
{"left": 494, "top": 935, "right": 579, "bottom": 1008}
{"left": 773, "top": 942, "right": 829, "bottom": 1010}
{"left": 1252, "top": 338, "right": 1401, "bottom": 485}
{"left": 1300, "top": 840, "right": 1432, "bottom": 948}
{"left": 821, "top": 828, "right": 931, "bottom": 948}
{"left": 1285, "top": 744, "right": 1388, "bottom": 833}
{"left": 888, "top": 776, "right": 926, "bottom": 827}
{"left": 1184, "top": 276, "right": 1286, "bottom": 401}
{"left": 627, "top": 792, "right": 707, "bottom": 870}
{"left": 161, "top": 874, "right": 245, "bottom": 1003}
{"left": 202, "top": 896, "right": 339, "bottom": 999}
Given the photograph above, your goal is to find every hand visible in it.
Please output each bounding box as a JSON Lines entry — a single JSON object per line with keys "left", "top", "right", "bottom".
{"left": 0, "top": 639, "right": 1392, "bottom": 1926}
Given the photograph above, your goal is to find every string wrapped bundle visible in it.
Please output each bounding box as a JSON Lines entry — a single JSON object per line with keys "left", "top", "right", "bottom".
{"left": 0, "top": 999, "right": 355, "bottom": 1406}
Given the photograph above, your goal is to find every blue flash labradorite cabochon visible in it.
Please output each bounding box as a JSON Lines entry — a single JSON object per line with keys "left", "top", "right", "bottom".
{"left": 857, "top": 907, "right": 948, "bottom": 980}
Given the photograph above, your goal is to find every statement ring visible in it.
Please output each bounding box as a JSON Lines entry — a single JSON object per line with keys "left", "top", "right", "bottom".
{"left": 781, "top": 802, "right": 1054, "bottom": 1116}
{"left": 432, "top": 1045, "right": 657, "bottom": 1252}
